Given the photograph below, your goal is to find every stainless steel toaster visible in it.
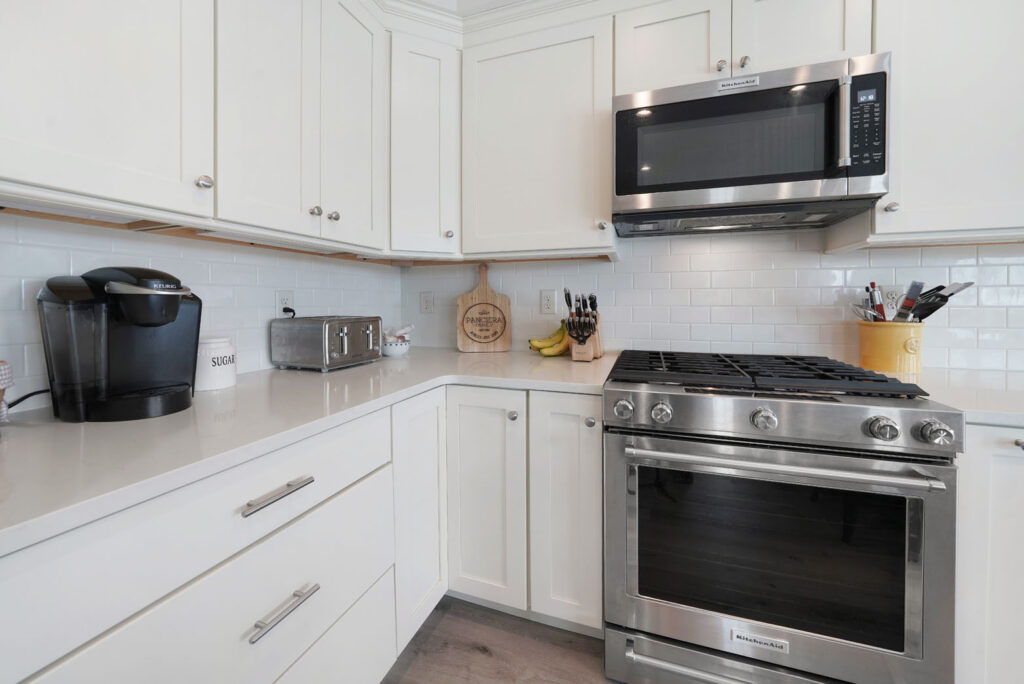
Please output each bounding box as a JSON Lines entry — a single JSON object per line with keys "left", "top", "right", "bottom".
{"left": 270, "top": 316, "right": 381, "bottom": 372}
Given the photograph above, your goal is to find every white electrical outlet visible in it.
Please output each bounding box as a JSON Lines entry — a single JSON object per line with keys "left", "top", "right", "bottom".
{"left": 420, "top": 291, "right": 435, "bottom": 314}
{"left": 540, "top": 289, "right": 557, "bottom": 315}
{"left": 276, "top": 290, "right": 294, "bottom": 315}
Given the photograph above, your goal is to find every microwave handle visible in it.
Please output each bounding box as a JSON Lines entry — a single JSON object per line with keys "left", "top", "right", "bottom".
{"left": 838, "top": 75, "right": 852, "bottom": 168}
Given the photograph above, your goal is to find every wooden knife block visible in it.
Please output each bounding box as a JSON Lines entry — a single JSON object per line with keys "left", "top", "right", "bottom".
{"left": 568, "top": 314, "right": 603, "bottom": 362}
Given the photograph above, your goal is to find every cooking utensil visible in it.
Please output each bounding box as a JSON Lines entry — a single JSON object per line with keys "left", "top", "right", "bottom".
{"left": 892, "top": 280, "right": 925, "bottom": 322}
{"left": 850, "top": 303, "right": 883, "bottom": 321}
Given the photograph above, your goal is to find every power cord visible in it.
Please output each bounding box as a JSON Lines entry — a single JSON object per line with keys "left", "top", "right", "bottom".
{"left": 7, "top": 389, "right": 50, "bottom": 409}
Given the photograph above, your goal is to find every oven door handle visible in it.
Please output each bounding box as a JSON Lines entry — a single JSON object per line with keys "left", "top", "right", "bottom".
{"left": 625, "top": 447, "right": 947, "bottom": 492}
{"left": 625, "top": 638, "right": 748, "bottom": 684}
{"left": 838, "top": 74, "right": 852, "bottom": 168}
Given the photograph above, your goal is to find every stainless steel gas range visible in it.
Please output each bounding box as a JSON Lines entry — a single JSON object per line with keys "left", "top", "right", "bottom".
{"left": 602, "top": 351, "right": 963, "bottom": 684}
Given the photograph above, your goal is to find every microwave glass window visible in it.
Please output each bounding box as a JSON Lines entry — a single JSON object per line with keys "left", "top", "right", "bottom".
{"left": 635, "top": 466, "right": 908, "bottom": 652}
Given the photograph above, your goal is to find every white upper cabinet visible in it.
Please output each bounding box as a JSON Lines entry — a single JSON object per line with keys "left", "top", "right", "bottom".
{"left": 320, "top": 0, "right": 388, "bottom": 250}
{"left": 390, "top": 33, "right": 460, "bottom": 254}
{"left": 869, "top": 0, "right": 1024, "bottom": 237}
{"left": 0, "top": 0, "right": 214, "bottom": 216}
{"left": 462, "top": 18, "right": 614, "bottom": 255}
{"left": 614, "top": 0, "right": 732, "bottom": 95}
{"left": 732, "top": 0, "right": 872, "bottom": 75}
{"left": 216, "top": 0, "right": 321, "bottom": 236}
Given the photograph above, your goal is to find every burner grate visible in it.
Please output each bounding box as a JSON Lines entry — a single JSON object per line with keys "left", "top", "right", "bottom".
{"left": 609, "top": 351, "right": 927, "bottom": 398}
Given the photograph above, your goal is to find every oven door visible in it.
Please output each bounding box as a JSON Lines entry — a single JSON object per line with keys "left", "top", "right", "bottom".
{"left": 604, "top": 431, "right": 956, "bottom": 684}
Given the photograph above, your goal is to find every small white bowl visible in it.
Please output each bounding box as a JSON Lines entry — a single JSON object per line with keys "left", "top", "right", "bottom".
{"left": 382, "top": 341, "right": 410, "bottom": 357}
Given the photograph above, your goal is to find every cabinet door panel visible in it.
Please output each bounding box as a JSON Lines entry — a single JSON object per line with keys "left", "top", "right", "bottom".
{"left": 446, "top": 386, "right": 527, "bottom": 609}
{"left": 393, "top": 387, "right": 447, "bottom": 651}
{"left": 321, "top": 0, "right": 388, "bottom": 249}
{"left": 528, "top": 392, "right": 603, "bottom": 629}
{"left": 216, "top": 0, "right": 321, "bottom": 235}
{"left": 462, "top": 18, "right": 613, "bottom": 254}
{"left": 732, "top": 0, "right": 871, "bottom": 74}
{"left": 391, "top": 34, "right": 459, "bottom": 254}
{"left": 614, "top": 0, "right": 731, "bottom": 95}
{"left": 0, "top": 0, "right": 213, "bottom": 215}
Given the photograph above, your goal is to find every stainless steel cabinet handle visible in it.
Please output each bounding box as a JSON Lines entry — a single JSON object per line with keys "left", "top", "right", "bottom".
{"left": 1015, "top": 439, "right": 1024, "bottom": 450}
{"left": 738, "top": 55, "right": 751, "bottom": 69}
{"left": 241, "top": 476, "right": 315, "bottom": 518}
{"left": 444, "top": 230, "right": 455, "bottom": 238}
{"left": 884, "top": 202, "right": 901, "bottom": 212}
{"left": 194, "top": 175, "right": 215, "bottom": 189}
{"left": 584, "top": 417, "right": 597, "bottom": 428}
{"left": 508, "top": 410, "right": 519, "bottom": 421}
{"left": 625, "top": 638, "right": 745, "bottom": 683}
{"left": 716, "top": 59, "right": 727, "bottom": 72}
{"left": 249, "top": 583, "right": 320, "bottom": 644}
{"left": 625, "top": 446, "right": 946, "bottom": 492}
{"left": 309, "top": 205, "right": 323, "bottom": 216}
{"left": 327, "top": 211, "right": 340, "bottom": 221}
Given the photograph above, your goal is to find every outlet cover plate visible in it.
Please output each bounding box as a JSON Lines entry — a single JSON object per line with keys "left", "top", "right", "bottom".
{"left": 420, "top": 291, "right": 435, "bottom": 314}
{"left": 540, "top": 289, "right": 557, "bottom": 315}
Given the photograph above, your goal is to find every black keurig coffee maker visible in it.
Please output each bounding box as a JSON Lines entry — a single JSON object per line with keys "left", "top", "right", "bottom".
{"left": 37, "top": 267, "right": 202, "bottom": 422}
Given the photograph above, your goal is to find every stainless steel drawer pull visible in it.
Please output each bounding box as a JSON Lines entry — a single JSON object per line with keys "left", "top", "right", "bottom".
{"left": 241, "top": 476, "right": 315, "bottom": 518}
{"left": 249, "top": 583, "right": 320, "bottom": 644}
{"left": 625, "top": 638, "right": 745, "bottom": 684}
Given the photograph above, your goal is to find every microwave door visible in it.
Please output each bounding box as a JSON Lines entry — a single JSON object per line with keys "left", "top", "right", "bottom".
{"left": 614, "top": 76, "right": 850, "bottom": 214}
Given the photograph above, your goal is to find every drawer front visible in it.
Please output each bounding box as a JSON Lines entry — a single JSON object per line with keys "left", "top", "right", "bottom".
{"left": 32, "top": 465, "right": 395, "bottom": 683}
{"left": 1, "top": 409, "right": 391, "bottom": 683}
{"left": 278, "top": 567, "right": 397, "bottom": 684}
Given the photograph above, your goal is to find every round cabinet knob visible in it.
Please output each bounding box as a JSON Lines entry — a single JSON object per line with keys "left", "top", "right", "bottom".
{"left": 327, "top": 211, "right": 340, "bottom": 221}
{"left": 1015, "top": 439, "right": 1024, "bottom": 450}
{"left": 651, "top": 402, "right": 673, "bottom": 424}
{"left": 750, "top": 407, "right": 779, "bottom": 431}
{"left": 584, "top": 417, "right": 597, "bottom": 428}
{"left": 309, "top": 205, "right": 323, "bottom": 216}
{"left": 194, "top": 175, "right": 214, "bottom": 189}
{"left": 919, "top": 419, "right": 955, "bottom": 446}
{"left": 613, "top": 399, "right": 634, "bottom": 420}
{"left": 444, "top": 230, "right": 455, "bottom": 238}
{"left": 867, "top": 416, "right": 901, "bottom": 441}
{"left": 739, "top": 55, "right": 752, "bottom": 69}
{"left": 716, "top": 59, "right": 727, "bottom": 72}
{"left": 507, "top": 410, "right": 519, "bottom": 421}
{"left": 884, "top": 202, "right": 901, "bottom": 213}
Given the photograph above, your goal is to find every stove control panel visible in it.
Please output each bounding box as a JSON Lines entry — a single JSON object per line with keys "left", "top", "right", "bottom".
{"left": 750, "top": 407, "right": 779, "bottom": 431}
{"left": 613, "top": 399, "right": 635, "bottom": 420}
{"left": 866, "top": 416, "right": 901, "bottom": 441}
{"left": 651, "top": 402, "right": 673, "bottom": 424}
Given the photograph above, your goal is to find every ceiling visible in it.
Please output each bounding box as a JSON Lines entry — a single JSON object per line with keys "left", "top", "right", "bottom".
{"left": 411, "top": 0, "right": 535, "bottom": 17}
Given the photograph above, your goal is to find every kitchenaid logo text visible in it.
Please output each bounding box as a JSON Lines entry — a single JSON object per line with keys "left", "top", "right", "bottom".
{"left": 731, "top": 630, "right": 790, "bottom": 654}
{"left": 718, "top": 76, "right": 760, "bottom": 91}
{"left": 210, "top": 354, "right": 235, "bottom": 367}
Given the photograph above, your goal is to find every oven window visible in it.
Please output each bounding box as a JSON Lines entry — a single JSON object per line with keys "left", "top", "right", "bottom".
{"left": 615, "top": 80, "right": 840, "bottom": 196}
{"left": 636, "top": 467, "right": 907, "bottom": 652}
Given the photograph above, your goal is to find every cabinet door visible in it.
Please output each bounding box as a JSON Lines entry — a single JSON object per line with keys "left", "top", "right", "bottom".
{"left": 614, "top": 0, "right": 731, "bottom": 95}
{"left": 392, "top": 387, "right": 448, "bottom": 651}
{"left": 320, "top": 0, "right": 388, "bottom": 249}
{"left": 0, "top": 0, "right": 214, "bottom": 216}
{"left": 528, "top": 392, "right": 604, "bottom": 629}
{"left": 462, "top": 18, "right": 614, "bottom": 254}
{"left": 732, "top": 0, "right": 871, "bottom": 75}
{"left": 390, "top": 33, "right": 460, "bottom": 254}
{"left": 446, "top": 386, "right": 527, "bottom": 609}
{"left": 216, "top": 0, "right": 321, "bottom": 236}
{"left": 872, "top": 0, "right": 1024, "bottom": 236}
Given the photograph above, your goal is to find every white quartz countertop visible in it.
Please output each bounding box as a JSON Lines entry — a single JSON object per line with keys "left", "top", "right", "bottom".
{"left": 0, "top": 347, "right": 1020, "bottom": 558}
{"left": 0, "top": 349, "right": 617, "bottom": 557}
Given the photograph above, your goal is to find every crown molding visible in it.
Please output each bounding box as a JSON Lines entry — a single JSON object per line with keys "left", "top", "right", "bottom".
{"left": 371, "top": 0, "right": 464, "bottom": 33}
{"left": 371, "top": 0, "right": 600, "bottom": 35}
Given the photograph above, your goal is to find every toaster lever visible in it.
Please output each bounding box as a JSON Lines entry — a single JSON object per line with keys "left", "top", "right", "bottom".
{"left": 336, "top": 327, "right": 348, "bottom": 356}
{"left": 364, "top": 324, "right": 374, "bottom": 349}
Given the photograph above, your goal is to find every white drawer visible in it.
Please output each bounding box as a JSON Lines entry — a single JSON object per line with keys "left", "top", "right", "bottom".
{"left": 32, "top": 465, "right": 395, "bottom": 683}
{"left": 1, "top": 409, "right": 391, "bottom": 683}
{"left": 277, "top": 567, "right": 397, "bottom": 684}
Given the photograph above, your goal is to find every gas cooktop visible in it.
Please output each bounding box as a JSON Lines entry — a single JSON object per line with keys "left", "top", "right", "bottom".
{"left": 608, "top": 351, "right": 927, "bottom": 398}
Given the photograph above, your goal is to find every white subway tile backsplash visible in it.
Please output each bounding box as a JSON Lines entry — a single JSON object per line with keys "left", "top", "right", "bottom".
{"left": 631, "top": 306, "right": 670, "bottom": 323}
{"left": 949, "top": 307, "right": 1006, "bottom": 328}
{"left": 670, "top": 306, "right": 710, "bottom": 323}
{"left": 869, "top": 248, "right": 921, "bottom": 267}
{"left": 949, "top": 349, "right": 1006, "bottom": 369}
{"left": 731, "top": 325, "right": 774, "bottom": 342}
{"left": 652, "top": 289, "right": 690, "bottom": 306}
{"left": 671, "top": 271, "right": 710, "bottom": 289}
{"left": 1009, "top": 266, "right": 1024, "bottom": 285}
{"left": 691, "top": 289, "right": 732, "bottom": 306}
{"left": 775, "top": 288, "right": 821, "bottom": 306}
{"left": 732, "top": 288, "right": 774, "bottom": 306}
{"left": 711, "top": 307, "right": 752, "bottom": 324}
{"left": 634, "top": 273, "right": 671, "bottom": 290}
{"left": 844, "top": 268, "right": 896, "bottom": 287}
{"left": 979, "top": 287, "right": 1024, "bottom": 307}
{"left": 1008, "top": 350, "right": 1024, "bottom": 371}
{"left": 922, "top": 246, "right": 976, "bottom": 266}
{"left": 796, "top": 269, "right": 844, "bottom": 287}
{"left": 616, "top": 289, "right": 652, "bottom": 306}
{"left": 752, "top": 269, "right": 796, "bottom": 287}
{"left": 691, "top": 324, "right": 732, "bottom": 341}
{"left": 978, "top": 243, "right": 1024, "bottom": 264}
{"left": 711, "top": 271, "right": 753, "bottom": 288}
{"left": 979, "top": 329, "right": 1024, "bottom": 349}
{"left": 651, "top": 255, "right": 690, "bottom": 272}
{"left": 1009, "top": 309, "right": 1024, "bottom": 328}
{"left": 951, "top": 266, "right": 1008, "bottom": 286}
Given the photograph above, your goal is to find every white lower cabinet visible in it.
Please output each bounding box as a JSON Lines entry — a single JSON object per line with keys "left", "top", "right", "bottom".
{"left": 392, "top": 387, "right": 448, "bottom": 651}
{"left": 528, "top": 392, "right": 604, "bottom": 630}
{"left": 446, "top": 386, "right": 528, "bottom": 609}
{"left": 33, "top": 466, "right": 395, "bottom": 683}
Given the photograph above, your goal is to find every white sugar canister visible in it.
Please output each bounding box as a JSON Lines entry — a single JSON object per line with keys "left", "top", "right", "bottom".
{"left": 195, "top": 337, "right": 236, "bottom": 391}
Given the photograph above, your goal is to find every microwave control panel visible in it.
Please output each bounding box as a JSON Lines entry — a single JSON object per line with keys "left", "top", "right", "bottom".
{"left": 849, "top": 72, "right": 886, "bottom": 176}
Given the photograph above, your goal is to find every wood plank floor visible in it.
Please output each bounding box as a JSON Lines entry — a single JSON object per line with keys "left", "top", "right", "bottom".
{"left": 382, "top": 597, "right": 609, "bottom": 683}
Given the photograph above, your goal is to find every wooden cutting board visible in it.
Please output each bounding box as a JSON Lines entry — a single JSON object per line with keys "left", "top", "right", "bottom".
{"left": 457, "top": 264, "right": 511, "bottom": 352}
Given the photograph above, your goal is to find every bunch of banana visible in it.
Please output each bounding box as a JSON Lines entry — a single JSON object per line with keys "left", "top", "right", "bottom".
{"left": 529, "top": 321, "right": 569, "bottom": 356}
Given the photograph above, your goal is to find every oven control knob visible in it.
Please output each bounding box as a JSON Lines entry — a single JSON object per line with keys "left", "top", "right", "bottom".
{"left": 868, "top": 416, "right": 901, "bottom": 441}
{"left": 919, "top": 419, "right": 956, "bottom": 446}
{"left": 750, "top": 407, "right": 779, "bottom": 431}
{"left": 613, "top": 399, "right": 634, "bottom": 420}
{"left": 651, "top": 402, "right": 673, "bottom": 424}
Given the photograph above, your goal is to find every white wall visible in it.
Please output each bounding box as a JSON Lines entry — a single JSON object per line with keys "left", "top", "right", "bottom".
{"left": 400, "top": 231, "right": 1024, "bottom": 370}
{"left": 0, "top": 214, "right": 402, "bottom": 413}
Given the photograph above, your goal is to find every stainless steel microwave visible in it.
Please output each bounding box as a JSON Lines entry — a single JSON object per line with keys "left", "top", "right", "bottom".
{"left": 612, "top": 52, "right": 890, "bottom": 237}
